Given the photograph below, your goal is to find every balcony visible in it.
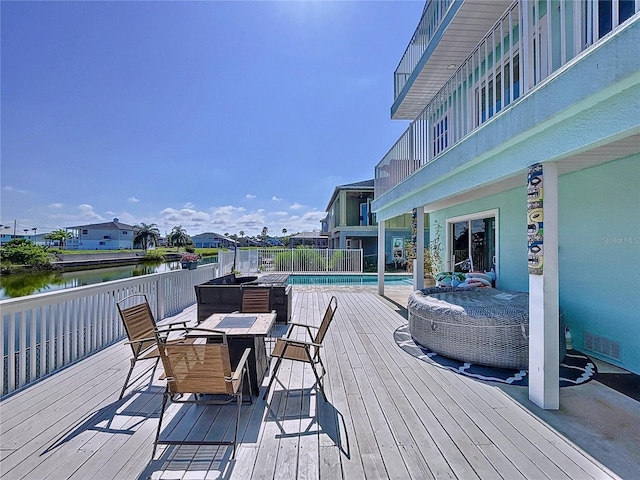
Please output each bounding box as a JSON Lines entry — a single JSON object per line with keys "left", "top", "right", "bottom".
{"left": 377, "top": 1, "right": 640, "bottom": 200}
{"left": 392, "top": 0, "right": 512, "bottom": 120}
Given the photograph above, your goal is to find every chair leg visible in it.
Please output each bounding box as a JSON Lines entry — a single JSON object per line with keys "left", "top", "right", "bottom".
{"left": 233, "top": 391, "right": 241, "bottom": 459}
{"left": 119, "top": 358, "right": 137, "bottom": 400}
{"left": 245, "top": 367, "right": 253, "bottom": 404}
{"left": 263, "top": 355, "right": 285, "bottom": 400}
{"left": 306, "top": 350, "right": 327, "bottom": 402}
{"left": 152, "top": 390, "right": 169, "bottom": 459}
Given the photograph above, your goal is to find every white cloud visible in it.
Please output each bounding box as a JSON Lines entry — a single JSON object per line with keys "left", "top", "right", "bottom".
{"left": 273, "top": 211, "right": 289, "bottom": 216}
{"left": 48, "top": 203, "right": 64, "bottom": 209}
{"left": 46, "top": 204, "right": 105, "bottom": 225}
{"left": 272, "top": 196, "right": 282, "bottom": 201}
{"left": 3, "top": 186, "right": 29, "bottom": 194}
{"left": 183, "top": 202, "right": 195, "bottom": 209}
{"left": 290, "top": 203, "right": 304, "bottom": 210}
{"left": 245, "top": 194, "right": 256, "bottom": 199}
{"left": 128, "top": 197, "right": 139, "bottom": 203}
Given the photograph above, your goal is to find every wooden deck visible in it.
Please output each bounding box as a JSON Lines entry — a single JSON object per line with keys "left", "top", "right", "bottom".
{"left": 0, "top": 288, "right": 624, "bottom": 480}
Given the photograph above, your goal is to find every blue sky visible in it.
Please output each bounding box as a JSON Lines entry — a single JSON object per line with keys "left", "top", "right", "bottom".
{"left": 1, "top": 1, "right": 421, "bottom": 238}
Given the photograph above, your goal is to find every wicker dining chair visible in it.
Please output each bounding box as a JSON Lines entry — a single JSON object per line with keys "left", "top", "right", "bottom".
{"left": 263, "top": 296, "right": 337, "bottom": 401}
{"left": 116, "top": 294, "right": 191, "bottom": 399}
{"left": 152, "top": 326, "right": 251, "bottom": 460}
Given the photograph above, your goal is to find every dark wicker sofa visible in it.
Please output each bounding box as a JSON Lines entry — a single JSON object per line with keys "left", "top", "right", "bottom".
{"left": 194, "top": 273, "right": 292, "bottom": 324}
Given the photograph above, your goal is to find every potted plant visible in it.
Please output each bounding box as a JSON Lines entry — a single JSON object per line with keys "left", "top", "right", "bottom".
{"left": 180, "top": 253, "right": 200, "bottom": 270}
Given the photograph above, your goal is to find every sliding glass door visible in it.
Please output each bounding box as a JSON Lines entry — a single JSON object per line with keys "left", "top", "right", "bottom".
{"left": 447, "top": 210, "right": 497, "bottom": 274}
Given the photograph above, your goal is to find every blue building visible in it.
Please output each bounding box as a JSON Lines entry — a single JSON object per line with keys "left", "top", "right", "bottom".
{"left": 372, "top": 1, "right": 639, "bottom": 406}
{"left": 191, "top": 232, "right": 236, "bottom": 249}
{"left": 66, "top": 219, "right": 134, "bottom": 250}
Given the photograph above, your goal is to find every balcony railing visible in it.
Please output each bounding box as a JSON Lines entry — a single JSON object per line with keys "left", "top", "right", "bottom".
{"left": 1, "top": 264, "right": 219, "bottom": 397}
{"left": 377, "top": 0, "right": 639, "bottom": 198}
{"left": 394, "top": 0, "right": 455, "bottom": 100}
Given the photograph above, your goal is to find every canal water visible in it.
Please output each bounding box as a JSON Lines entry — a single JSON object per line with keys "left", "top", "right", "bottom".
{"left": 0, "top": 258, "right": 216, "bottom": 300}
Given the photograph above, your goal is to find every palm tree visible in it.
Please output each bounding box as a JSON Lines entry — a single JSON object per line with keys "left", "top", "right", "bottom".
{"left": 133, "top": 223, "right": 160, "bottom": 251}
{"left": 167, "top": 225, "right": 190, "bottom": 251}
{"left": 281, "top": 228, "right": 288, "bottom": 247}
{"left": 261, "top": 226, "right": 269, "bottom": 247}
{"left": 48, "top": 228, "right": 72, "bottom": 249}
{"left": 239, "top": 230, "right": 245, "bottom": 247}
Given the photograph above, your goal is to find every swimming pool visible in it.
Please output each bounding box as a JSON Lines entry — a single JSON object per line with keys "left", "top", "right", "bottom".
{"left": 287, "top": 274, "right": 413, "bottom": 286}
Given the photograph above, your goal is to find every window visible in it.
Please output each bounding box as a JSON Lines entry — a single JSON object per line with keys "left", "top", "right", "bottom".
{"left": 446, "top": 210, "right": 498, "bottom": 278}
{"left": 432, "top": 115, "right": 449, "bottom": 156}
{"left": 619, "top": 0, "right": 635, "bottom": 24}
{"left": 122, "top": 230, "right": 128, "bottom": 234}
{"left": 82, "top": 229, "right": 88, "bottom": 234}
{"left": 598, "top": 0, "right": 613, "bottom": 38}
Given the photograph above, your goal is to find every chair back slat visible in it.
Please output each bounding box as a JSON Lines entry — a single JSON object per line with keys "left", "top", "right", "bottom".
{"left": 313, "top": 296, "right": 338, "bottom": 345}
{"left": 160, "top": 343, "right": 234, "bottom": 395}
{"left": 118, "top": 296, "right": 157, "bottom": 354}
{"left": 241, "top": 289, "right": 270, "bottom": 313}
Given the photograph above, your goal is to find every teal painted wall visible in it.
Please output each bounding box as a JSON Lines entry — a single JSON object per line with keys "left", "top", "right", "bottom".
{"left": 558, "top": 154, "right": 640, "bottom": 374}
{"left": 429, "top": 155, "right": 640, "bottom": 374}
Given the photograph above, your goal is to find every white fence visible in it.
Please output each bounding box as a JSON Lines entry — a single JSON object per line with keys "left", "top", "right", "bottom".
{"left": 1, "top": 263, "right": 219, "bottom": 397}
{"left": 1, "top": 248, "right": 362, "bottom": 397}
{"left": 218, "top": 248, "right": 363, "bottom": 274}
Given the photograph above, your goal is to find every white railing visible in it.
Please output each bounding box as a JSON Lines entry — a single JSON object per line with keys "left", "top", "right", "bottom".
{"left": 217, "top": 248, "right": 363, "bottom": 274}
{"left": 378, "top": 0, "right": 640, "bottom": 198}
{"left": 394, "top": 0, "right": 455, "bottom": 99}
{"left": 258, "top": 248, "right": 362, "bottom": 273}
{"left": 1, "top": 263, "right": 218, "bottom": 397}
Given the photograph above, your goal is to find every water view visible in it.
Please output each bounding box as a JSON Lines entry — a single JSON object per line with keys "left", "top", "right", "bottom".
{"left": 0, "top": 258, "right": 216, "bottom": 300}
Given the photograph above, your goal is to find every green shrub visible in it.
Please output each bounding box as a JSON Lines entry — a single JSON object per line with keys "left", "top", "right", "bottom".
{"left": 143, "top": 250, "right": 165, "bottom": 262}
{"left": 0, "top": 239, "right": 52, "bottom": 269}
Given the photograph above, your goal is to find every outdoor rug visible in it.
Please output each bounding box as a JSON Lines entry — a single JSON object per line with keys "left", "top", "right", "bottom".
{"left": 394, "top": 324, "right": 596, "bottom": 387}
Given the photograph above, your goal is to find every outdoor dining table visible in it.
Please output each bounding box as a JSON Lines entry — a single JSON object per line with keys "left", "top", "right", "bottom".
{"left": 186, "top": 312, "right": 277, "bottom": 396}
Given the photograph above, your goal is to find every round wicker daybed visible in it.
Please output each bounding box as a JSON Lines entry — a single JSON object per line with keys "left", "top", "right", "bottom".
{"left": 408, "top": 287, "right": 566, "bottom": 369}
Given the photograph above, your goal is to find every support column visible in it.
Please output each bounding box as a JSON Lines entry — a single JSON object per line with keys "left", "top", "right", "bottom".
{"left": 527, "top": 162, "right": 559, "bottom": 409}
{"left": 378, "top": 220, "right": 385, "bottom": 296}
{"left": 415, "top": 207, "right": 425, "bottom": 290}
{"left": 339, "top": 191, "right": 347, "bottom": 227}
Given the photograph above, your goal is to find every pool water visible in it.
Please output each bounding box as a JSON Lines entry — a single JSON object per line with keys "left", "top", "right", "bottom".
{"left": 287, "top": 274, "right": 413, "bottom": 286}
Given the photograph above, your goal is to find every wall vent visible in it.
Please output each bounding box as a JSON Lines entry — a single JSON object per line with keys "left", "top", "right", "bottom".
{"left": 584, "top": 332, "right": 621, "bottom": 360}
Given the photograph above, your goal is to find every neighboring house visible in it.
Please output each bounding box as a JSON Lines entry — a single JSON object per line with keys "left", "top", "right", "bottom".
{"left": 66, "top": 219, "right": 134, "bottom": 250}
{"left": 324, "top": 179, "right": 423, "bottom": 268}
{"left": 288, "top": 232, "right": 329, "bottom": 249}
{"left": 370, "top": 0, "right": 640, "bottom": 403}
{"left": 324, "top": 180, "right": 377, "bottom": 252}
{"left": 0, "top": 233, "right": 33, "bottom": 246}
{"left": 191, "top": 232, "right": 236, "bottom": 249}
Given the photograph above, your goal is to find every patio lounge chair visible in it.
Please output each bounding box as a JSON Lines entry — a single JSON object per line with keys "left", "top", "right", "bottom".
{"left": 116, "top": 294, "right": 191, "bottom": 399}
{"left": 152, "top": 326, "right": 251, "bottom": 459}
{"left": 263, "top": 296, "right": 337, "bottom": 401}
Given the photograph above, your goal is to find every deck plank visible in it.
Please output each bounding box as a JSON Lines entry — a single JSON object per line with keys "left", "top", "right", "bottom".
{"left": 0, "top": 288, "right": 625, "bottom": 480}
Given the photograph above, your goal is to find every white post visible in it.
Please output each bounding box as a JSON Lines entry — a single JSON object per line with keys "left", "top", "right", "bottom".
{"left": 416, "top": 206, "right": 425, "bottom": 290}
{"left": 378, "top": 221, "right": 386, "bottom": 295}
{"left": 528, "top": 162, "right": 560, "bottom": 409}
